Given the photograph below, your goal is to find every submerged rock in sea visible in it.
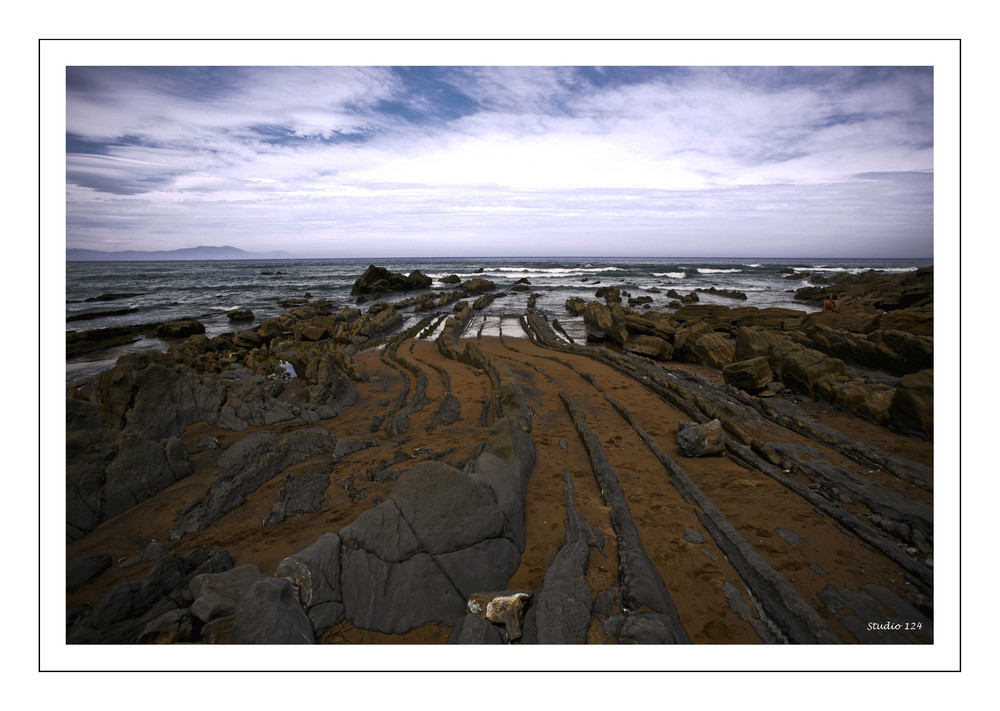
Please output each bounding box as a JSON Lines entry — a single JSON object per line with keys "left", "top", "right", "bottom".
{"left": 155, "top": 320, "right": 205, "bottom": 338}
{"left": 459, "top": 277, "right": 497, "bottom": 296}
{"left": 227, "top": 309, "right": 254, "bottom": 322}
{"left": 350, "top": 264, "right": 432, "bottom": 295}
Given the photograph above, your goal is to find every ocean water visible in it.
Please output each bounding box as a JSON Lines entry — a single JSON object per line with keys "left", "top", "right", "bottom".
{"left": 66, "top": 256, "right": 931, "bottom": 383}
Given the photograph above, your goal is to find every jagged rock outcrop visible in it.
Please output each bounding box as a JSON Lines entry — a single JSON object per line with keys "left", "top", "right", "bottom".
{"left": 674, "top": 323, "right": 735, "bottom": 369}
{"left": 65, "top": 346, "right": 359, "bottom": 541}
{"left": 696, "top": 286, "right": 747, "bottom": 300}
{"left": 67, "top": 546, "right": 235, "bottom": 643}
{"left": 794, "top": 266, "right": 932, "bottom": 311}
{"left": 565, "top": 297, "right": 586, "bottom": 316}
{"left": 350, "top": 264, "right": 432, "bottom": 295}
{"left": 583, "top": 301, "right": 628, "bottom": 346}
{"left": 170, "top": 428, "right": 362, "bottom": 540}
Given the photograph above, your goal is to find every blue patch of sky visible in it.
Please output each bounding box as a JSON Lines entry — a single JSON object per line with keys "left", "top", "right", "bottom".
{"left": 247, "top": 122, "right": 376, "bottom": 146}
{"left": 66, "top": 134, "right": 108, "bottom": 155}
{"left": 135, "top": 66, "right": 245, "bottom": 100}
{"left": 578, "top": 66, "right": 691, "bottom": 87}
{"left": 390, "top": 67, "right": 480, "bottom": 122}
{"left": 811, "top": 112, "right": 878, "bottom": 129}
{"left": 65, "top": 170, "right": 144, "bottom": 196}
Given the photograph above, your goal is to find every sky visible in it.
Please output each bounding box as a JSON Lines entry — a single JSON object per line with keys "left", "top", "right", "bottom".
{"left": 65, "top": 65, "right": 934, "bottom": 259}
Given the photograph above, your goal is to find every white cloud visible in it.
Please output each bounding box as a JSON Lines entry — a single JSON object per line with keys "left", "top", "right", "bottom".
{"left": 64, "top": 66, "right": 934, "bottom": 257}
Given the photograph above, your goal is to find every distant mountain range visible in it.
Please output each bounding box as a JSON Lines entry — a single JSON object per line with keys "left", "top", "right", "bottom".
{"left": 66, "top": 245, "right": 296, "bottom": 261}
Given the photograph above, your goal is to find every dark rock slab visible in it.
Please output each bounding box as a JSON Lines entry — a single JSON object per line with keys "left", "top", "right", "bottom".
{"left": 521, "top": 474, "right": 594, "bottom": 644}
{"left": 137, "top": 608, "right": 193, "bottom": 644}
{"left": 88, "top": 577, "right": 145, "bottom": 630}
{"left": 264, "top": 471, "right": 331, "bottom": 526}
{"left": 388, "top": 461, "right": 507, "bottom": 555}
{"left": 231, "top": 577, "right": 314, "bottom": 644}
{"left": 818, "top": 584, "right": 932, "bottom": 643}
{"left": 122, "top": 540, "right": 167, "bottom": 568}
{"left": 189, "top": 564, "right": 264, "bottom": 624}
{"left": 339, "top": 546, "right": 466, "bottom": 634}
{"left": 66, "top": 554, "right": 112, "bottom": 591}
{"left": 447, "top": 613, "right": 508, "bottom": 644}
{"left": 561, "top": 392, "right": 691, "bottom": 643}
{"left": 170, "top": 428, "right": 341, "bottom": 539}
{"left": 85, "top": 292, "right": 145, "bottom": 302}
{"left": 275, "top": 532, "right": 345, "bottom": 637}
{"left": 66, "top": 323, "right": 158, "bottom": 356}
{"left": 434, "top": 538, "right": 522, "bottom": 600}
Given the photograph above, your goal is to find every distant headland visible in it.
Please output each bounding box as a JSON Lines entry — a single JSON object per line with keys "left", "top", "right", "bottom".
{"left": 66, "top": 245, "right": 295, "bottom": 262}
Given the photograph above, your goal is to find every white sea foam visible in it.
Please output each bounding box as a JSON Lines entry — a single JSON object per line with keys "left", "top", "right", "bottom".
{"left": 430, "top": 265, "right": 625, "bottom": 280}
{"left": 652, "top": 272, "right": 686, "bottom": 278}
{"left": 697, "top": 268, "right": 742, "bottom": 274}
{"left": 802, "top": 266, "right": 918, "bottom": 274}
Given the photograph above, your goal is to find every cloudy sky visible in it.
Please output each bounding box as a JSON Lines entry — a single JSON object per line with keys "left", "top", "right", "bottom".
{"left": 65, "top": 65, "right": 934, "bottom": 258}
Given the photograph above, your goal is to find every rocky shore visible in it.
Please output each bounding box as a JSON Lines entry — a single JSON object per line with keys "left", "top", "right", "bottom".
{"left": 65, "top": 265, "right": 934, "bottom": 645}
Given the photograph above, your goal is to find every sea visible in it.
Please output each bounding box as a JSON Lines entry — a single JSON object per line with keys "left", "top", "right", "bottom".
{"left": 65, "top": 256, "right": 931, "bottom": 384}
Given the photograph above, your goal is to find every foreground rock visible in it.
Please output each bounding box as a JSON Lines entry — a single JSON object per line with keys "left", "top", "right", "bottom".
{"left": 169, "top": 429, "right": 364, "bottom": 540}
{"left": 327, "top": 417, "right": 534, "bottom": 634}
{"left": 677, "top": 419, "right": 725, "bottom": 457}
{"left": 66, "top": 347, "right": 358, "bottom": 541}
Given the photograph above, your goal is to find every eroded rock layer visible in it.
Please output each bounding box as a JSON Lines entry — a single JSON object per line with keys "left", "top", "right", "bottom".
{"left": 65, "top": 268, "right": 934, "bottom": 645}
